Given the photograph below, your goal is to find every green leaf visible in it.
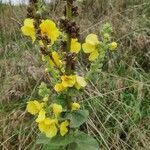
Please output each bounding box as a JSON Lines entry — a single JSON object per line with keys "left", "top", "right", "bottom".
{"left": 75, "top": 132, "right": 99, "bottom": 150}
{"left": 66, "top": 110, "right": 89, "bottom": 128}
{"left": 36, "top": 131, "right": 99, "bottom": 150}
{"left": 36, "top": 133, "right": 76, "bottom": 147}
{"left": 52, "top": 94, "right": 68, "bottom": 108}
{"left": 67, "top": 131, "right": 100, "bottom": 150}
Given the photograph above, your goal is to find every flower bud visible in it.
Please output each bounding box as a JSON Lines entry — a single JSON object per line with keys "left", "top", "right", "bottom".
{"left": 110, "top": 42, "right": 117, "bottom": 50}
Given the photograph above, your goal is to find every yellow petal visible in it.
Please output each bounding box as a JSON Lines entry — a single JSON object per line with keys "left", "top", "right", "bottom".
{"left": 44, "top": 118, "right": 53, "bottom": 125}
{"left": 89, "top": 50, "right": 99, "bottom": 61}
{"left": 60, "top": 120, "right": 69, "bottom": 136}
{"left": 86, "top": 34, "right": 100, "bottom": 45}
{"left": 71, "top": 38, "right": 81, "bottom": 53}
{"left": 36, "top": 109, "right": 46, "bottom": 123}
{"left": 40, "top": 19, "right": 56, "bottom": 34}
{"left": 21, "top": 18, "right": 35, "bottom": 42}
{"left": 71, "top": 102, "right": 80, "bottom": 111}
{"left": 24, "top": 18, "right": 34, "bottom": 27}
{"left": 54, "top": 83, "right": 65, "bottom": 92}
{"left": 52, "top": 103, "right": 63, "bottom": 117}
{"left": 48, "top": 29, "right": 61, "bottom": 45}
{"left": 75, "top": 76, "right": 87, "bottom": 90}
{"left": 82, "top": 43, "right": 96, "bottom": 53}
{"left": 21, "top": 26, "right": 35, "bottom": 41}
{"left": 46, "top": 123, "right": 58, "bottom": 138}
{"left": 38, "top": 121, "right": 47, "bottom": 133}
{"left": 40, "top": 19, "right": 60, "bottom": 45}
{"left": 38, "top": 118, "right": 58, "bottom": 137}
{"left": 61, "top": 75, "right": 76, "bottom": 88}
{"left": 26, "top": 100, "right": 43, "bottom": 115}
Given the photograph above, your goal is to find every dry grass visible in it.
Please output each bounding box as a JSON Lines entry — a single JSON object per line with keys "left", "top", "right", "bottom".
{"left": 0, "top": 1, "right": 150, "bottom": 150}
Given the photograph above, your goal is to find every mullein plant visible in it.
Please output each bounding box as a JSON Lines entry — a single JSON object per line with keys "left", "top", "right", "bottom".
{"left": 21, "top": 0, "right": 117, "bottom": 149}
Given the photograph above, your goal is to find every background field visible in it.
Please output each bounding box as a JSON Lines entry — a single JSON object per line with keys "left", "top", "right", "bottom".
{"left": 0, "top": 0, "right": 150, "bottom": 149}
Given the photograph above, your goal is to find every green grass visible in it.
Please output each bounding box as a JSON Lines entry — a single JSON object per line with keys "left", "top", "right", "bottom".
{"left": 0, "top": 1, "right": 150, "bottom": 150}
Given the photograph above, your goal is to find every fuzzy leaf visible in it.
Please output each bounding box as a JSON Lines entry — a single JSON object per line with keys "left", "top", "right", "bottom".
{"left": 75, "top": 132, "right": 99, "bottom": 150}
{"left": 36, "top": 133, "right": 75, "bottom": 147}
{"left": 66, "top": 110, "right": 89, "bottom": 128}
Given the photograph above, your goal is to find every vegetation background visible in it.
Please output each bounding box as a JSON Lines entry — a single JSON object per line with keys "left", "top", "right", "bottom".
{"left": 0, "top": 0, "right": 150, "bottom": 149}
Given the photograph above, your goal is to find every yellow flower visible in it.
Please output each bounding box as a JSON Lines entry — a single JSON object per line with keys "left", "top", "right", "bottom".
{"left": 88, "top": 50, "right": 99, "bottom": 61}
{"left": 60, "top": 120, "right": 69, "bottom": 136}
{"left": 54, "top": 83, "right": 65, "bottom": 92}
{"left": 38, "top": 118, "right": 58, "bottom": 138}
{"left": 75, "top": 76, "right": 87, "bottom": 90}
{"left": 82, "top": 34, "right": 100, "bottom": 61}
{"left": 21, "top": 18, "right": 36, "bottom": 42}
{"left": 36, "top": 109, "right": 46, "bottom": 122}
{"left": 26, "top": 100, "right": 44, "bottom": 115}
{"left": 71, "top": 38, "right": 81, "bottom": 53}
{"left": 71, "top": 102, "right": 80, "bottom": 111}
{"left": 39, "top": 19, "right": 60, "bottom": 45}
{"left": 109, "top": 42, "right": 117, "bottom": 50}
{"left": 61, "top": 75, "right": 76, "bottom": 88}
{"left": 50, "top": 51, "right": 62, "bottom": 67}
{"left": 52, "top": 103, "right": 63, "bottom": 117}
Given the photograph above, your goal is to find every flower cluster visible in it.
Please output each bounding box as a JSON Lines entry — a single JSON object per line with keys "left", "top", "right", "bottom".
{"left": 27, "top": 99, "right": 80, "bottom": 138}
{"left": 21, "top": 19, "right": 60, "bottom": 45}
{"left": 54, "top": 75, "right": 87, "bottom": 92}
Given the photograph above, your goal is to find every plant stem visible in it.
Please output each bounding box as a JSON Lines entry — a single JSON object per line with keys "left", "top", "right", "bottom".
{"left": 65, "top": 0, "right": 73, "bottom": 110}
{"left": 66, "top": 0, "right": 72, "bottom": 53}
{"left": 65, "top": 0, "right": 73, "bottom": 74}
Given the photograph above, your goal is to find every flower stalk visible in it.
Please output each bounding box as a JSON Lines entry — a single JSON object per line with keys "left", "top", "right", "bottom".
{"left": 65, "top": 0, "right": 74, "bottom": 75}
{"left": 21, "top": 0, "right": 117, "bottom": 149}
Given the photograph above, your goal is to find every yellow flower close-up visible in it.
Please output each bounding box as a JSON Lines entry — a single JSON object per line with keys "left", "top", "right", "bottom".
{"left": 54, "top": 75, "right": 87, "bottom": 92}
{"left": 54, "top": 83, "right": 65, "bottom": 92}
{"left": 60, "top": 120, "right": 69, "bottom": 136}
{"left": 39, "top": 19, "right": 60, "bottom": 45}
{"left": 71, "top": 102, "right": 80, "bottom": 111}
{"left": 61, "top": 75, "right": 76, "bottom": 88}
{"left": 35, "top": 109, "right": 46, "bottom": 123}
{"left": 52, "top": 103, "right": 63, "bottom": 117}
{"left": 109, "top": 42, "right": 117, "bottom": 50}
{"left": 75, "top": 75, "right": 87, "bottom": 90}
{"left": 21, "top": 18, "right": 36, "bottom": 42}
{"left": 71, "top": 38, "right": 81, "bottom": 53}
{"left": 82, "top": 34, "right": 100, "bottom": 61}
{"left": 38, "top": 118, "right": 58, "bottom": 138}
{"left": 26, "top": 100, "right": 44, "bottom": 115}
